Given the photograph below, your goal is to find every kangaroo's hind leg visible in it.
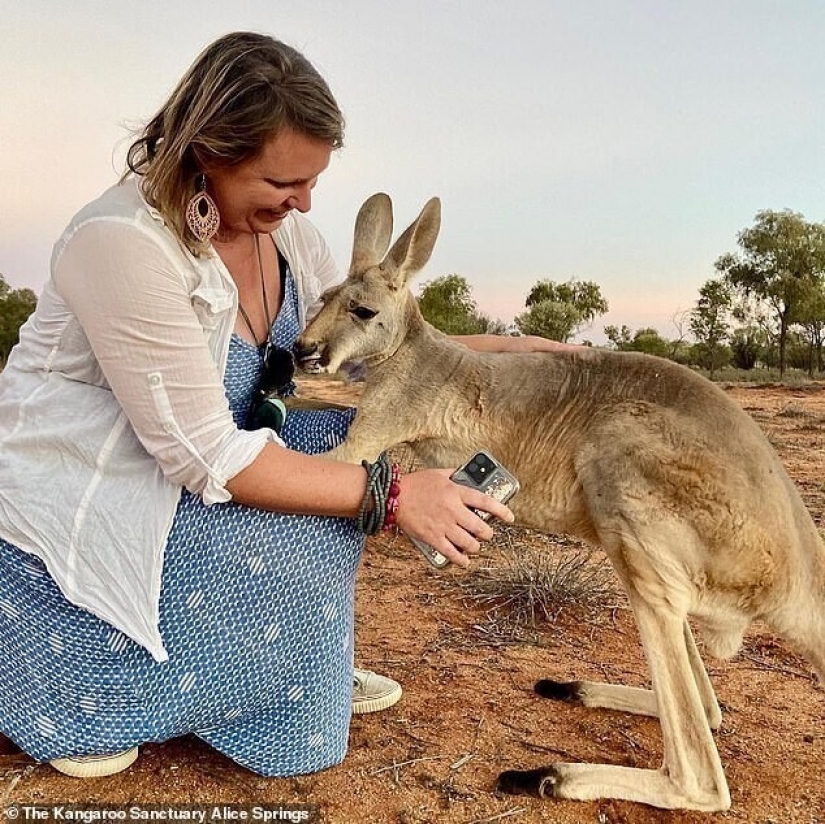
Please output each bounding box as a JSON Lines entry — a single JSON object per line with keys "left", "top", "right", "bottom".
{"left": 536, "top": 619, "right": 722, "bottom": 729}
{"left": 498, "top": 594, "right": 731, "bottom": 810}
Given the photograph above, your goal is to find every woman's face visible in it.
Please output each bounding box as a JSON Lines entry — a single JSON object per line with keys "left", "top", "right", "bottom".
{"left": 203, "top": 127, "right": 333, "bottom": 239}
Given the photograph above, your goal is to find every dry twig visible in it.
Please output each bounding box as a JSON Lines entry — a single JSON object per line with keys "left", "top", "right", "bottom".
{"left": 371, "top": 754, "right": 445, "bottom": 776}
{"left": 466, "top": 807, "right": 528, "bottom": 824}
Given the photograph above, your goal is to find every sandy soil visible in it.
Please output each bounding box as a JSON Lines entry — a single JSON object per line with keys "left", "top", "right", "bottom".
{"left": 1, "top": 380, "right": 823, "bottom": 824}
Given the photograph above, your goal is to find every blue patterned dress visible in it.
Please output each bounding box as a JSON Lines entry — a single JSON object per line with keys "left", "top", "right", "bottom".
{"left": 0, "top": 267, "right": 363, "bottom": 776}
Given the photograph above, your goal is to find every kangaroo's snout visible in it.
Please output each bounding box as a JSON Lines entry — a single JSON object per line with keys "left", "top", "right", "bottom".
{"left": 292, "top": 338, "right": 325, "bottom": 374}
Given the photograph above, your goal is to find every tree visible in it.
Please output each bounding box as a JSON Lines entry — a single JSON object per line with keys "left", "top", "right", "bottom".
{"left": 792, "top": 279, "right": 825, "bottom": 375}
{"left": 604, "top": 324, "right": 633, "bottom": 349}
{"left": 729, "top": 291, "right": 778, "bottom": 366}
{"left": 689, "top": 279, "right": 731, "bottom": 378}
{"left": 686, "top": 341, "right": 731, "bottom": 372}
{"left": 630, "top": 328, "right": 672, "bottom": 358}
{"left": 715, "top": 210, "right": 825, "bottom": 376}
{"left": 515, "top": 300, "right": 583, "bottom": 341}
{"left": 729, "top": 326, "right": 765, "bottom": 370}
{"left": 0, "top": 275, "right": 37, "bottom": 365}
{"left": 604, "top": 324, "right": 672, "bottom": 358}
{"left": 668, "top": 308, "right": 692, "bottom": 362}
{"left": 516, "top": 278, "right": 608, "bottom": 342}
{"left": 416, "top": 274, "right": 490, "bottom": 335}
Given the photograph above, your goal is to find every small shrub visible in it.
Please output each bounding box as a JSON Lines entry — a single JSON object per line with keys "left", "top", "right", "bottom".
{"left": 776, "top": 402, "right": 810, "bottom": 419}
{"left": 453, "top": 532, "right": 617, "bottom": 634}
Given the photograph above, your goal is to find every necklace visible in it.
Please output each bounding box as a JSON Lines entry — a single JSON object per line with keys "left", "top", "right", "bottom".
{"left": 237, "top": 234, "right": 271, "bottom": 351}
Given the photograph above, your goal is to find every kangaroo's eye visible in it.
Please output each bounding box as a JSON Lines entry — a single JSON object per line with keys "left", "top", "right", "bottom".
{"left": 350, "top": 305, "right": 377, "bottom": 321}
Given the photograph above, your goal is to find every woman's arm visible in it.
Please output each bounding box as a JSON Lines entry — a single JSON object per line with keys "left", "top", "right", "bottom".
{"left": 449, "top": 334, "right": 580, "bottom": 353}
{"left": 225, "top": 443, "right": 514, "bottom": 567}
{"left": 55, "top": 221, "right": 268, "bottom": 503}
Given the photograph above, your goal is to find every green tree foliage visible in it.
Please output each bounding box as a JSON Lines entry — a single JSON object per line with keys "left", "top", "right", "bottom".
{"left": 715, "top": 209, "right": 825, "bottom": 376}
{"left": 729, "top": 326, "right": 765, "bottom": 370}
{"left": 516, "top": 278, "right": 608, "bottom": 342}
{"left": 0, "top": 275, "right": 37, "bottom": 365}
{"left": 629, "top": 328, "right": 671, "bottom": 358}
{"left": 603, "top": 324, "right": 633, "bottom": 349}
{"left": 515, "top": 300, "right": 582, "bottom": 341}
{"left": 689, "top": 279, "right": 732, "bottom": 378}
{"left": 604, "top": 325, "right": 671, "bottom": 358}
{"left": 686, "top": 341, "right": 732, "bottom": 372}
{"left": 728, "top": 293, "right": 777, "bottom": 365}
{"left": 794, "top": 279, "right": 825, "bottom": 375}
{"left": 416, "top": 274, "right": 490, "bottom": 335}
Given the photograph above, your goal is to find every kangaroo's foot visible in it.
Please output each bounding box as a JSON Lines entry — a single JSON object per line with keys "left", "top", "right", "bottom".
{"left": 496, "top": 763, "right": 731, "bottom": 812}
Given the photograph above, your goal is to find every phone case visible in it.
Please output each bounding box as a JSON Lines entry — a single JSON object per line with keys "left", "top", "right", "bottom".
{"left": 410, "top": 451, "right": 520, "bottom": 569}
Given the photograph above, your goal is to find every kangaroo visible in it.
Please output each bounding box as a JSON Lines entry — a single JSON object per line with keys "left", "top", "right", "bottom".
{"left": 293, "top": 193, "right": 825, "bottom": 812}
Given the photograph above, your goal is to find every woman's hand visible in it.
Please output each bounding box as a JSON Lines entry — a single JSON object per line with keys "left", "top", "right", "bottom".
{"left": 394, "top": 468, "right": 515, "bottom": 568}
{"left": 449, "top": 333, "right": 580, "bottom": 354}
{"left": 508, "top": 335, "right": 580, "bottom": 353}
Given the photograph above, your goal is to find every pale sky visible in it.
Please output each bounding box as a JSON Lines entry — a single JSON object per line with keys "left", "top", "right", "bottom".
{"left": 2, "top": 1, "right": 823, "bottom": 342}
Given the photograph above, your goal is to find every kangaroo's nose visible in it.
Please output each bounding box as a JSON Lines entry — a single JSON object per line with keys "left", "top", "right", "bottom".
{"left": 292, "top": 339, "right": 317, "bottom": 360}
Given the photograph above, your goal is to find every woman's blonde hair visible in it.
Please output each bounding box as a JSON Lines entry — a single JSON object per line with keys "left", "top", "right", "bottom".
{"left": 124, "top": 31, "right": 344, "bottom": 255}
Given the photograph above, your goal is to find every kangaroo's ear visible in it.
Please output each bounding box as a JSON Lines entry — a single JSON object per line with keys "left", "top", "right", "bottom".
{"left": 384, "top": 197, "right": 441, "bottom": 288}
{"left": 350, "top": 193, "right": 393, "bottom": 274}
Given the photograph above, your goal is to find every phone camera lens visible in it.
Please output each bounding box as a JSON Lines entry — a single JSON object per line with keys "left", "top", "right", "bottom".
{"left": 467, "top": 459, "right": 488, "bottom": 484}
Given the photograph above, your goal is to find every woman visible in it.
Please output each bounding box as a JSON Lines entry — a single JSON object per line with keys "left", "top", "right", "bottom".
{"left": 0, "top": 32, "right": 557, "bottom": 779}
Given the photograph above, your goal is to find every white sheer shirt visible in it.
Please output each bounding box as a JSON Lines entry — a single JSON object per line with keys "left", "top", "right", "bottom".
{"left": 0, "top": 178, "right": 343, "bottom": 661}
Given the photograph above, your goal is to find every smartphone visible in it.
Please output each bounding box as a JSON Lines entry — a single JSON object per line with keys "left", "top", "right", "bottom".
{"left": 409, "top": 450, "right": 520, "bottom": 569}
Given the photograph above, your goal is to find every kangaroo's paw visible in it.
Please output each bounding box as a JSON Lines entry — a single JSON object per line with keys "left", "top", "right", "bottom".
{"left": 534, "top": 679, "right": 584, "bottom": 702}
{"left": 496, "top": 766, "right": 562, "bottom": 798}
{"left": 535, "top": 678, "right": 659, "bottom": 718}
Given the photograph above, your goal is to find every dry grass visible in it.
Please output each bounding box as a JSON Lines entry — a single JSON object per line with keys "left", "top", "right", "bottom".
{"left": 448, "top": 525, "right": 619, "bottom": 641}
{"left": 776, "top": 402, "right": 813, "bottom": 419}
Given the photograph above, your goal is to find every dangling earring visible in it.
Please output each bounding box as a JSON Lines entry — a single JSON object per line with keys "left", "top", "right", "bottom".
{"left": 185, "top": 173, "right": 220, "bottom": 243}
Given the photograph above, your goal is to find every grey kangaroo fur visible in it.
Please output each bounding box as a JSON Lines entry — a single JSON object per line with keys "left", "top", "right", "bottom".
{"left": 294, "top": 193, "right": 825, "bottom": 812}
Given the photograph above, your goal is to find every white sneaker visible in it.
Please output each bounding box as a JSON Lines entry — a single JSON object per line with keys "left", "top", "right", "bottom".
{"left": 352, "top": 668, "right": 402, "bottom": 714}
{"left": 50, "top": 747, "right": 138, "bottom": 778}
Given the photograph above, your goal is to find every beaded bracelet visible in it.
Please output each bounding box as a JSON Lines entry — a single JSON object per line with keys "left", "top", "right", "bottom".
{"left": 356, "top": 453, "right": 401, "bottom": 535}
{"left": 357, "top": 456, "right": 386, "bottom": 535}
{"left": 383, "top": 462, "right": 401, "bottom": 532}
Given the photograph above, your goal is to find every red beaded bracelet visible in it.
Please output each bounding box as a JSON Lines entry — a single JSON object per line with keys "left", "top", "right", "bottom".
{"left": 382, "top": 463, "right": 401, "bottom": 532}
